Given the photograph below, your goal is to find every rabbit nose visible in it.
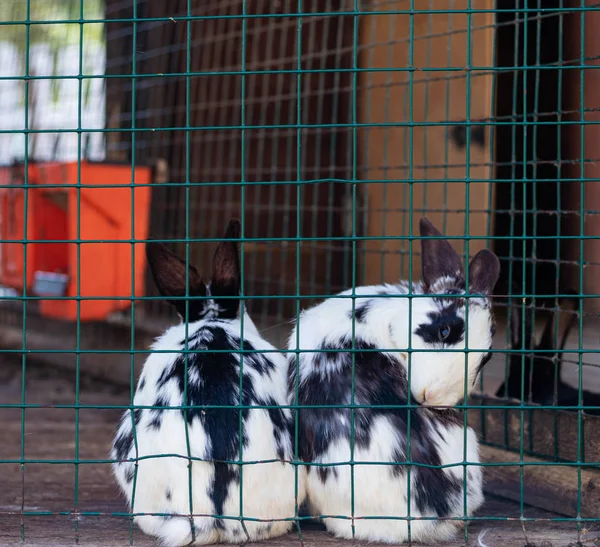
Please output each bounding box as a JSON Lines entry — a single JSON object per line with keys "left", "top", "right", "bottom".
{"left": 421, "top": 388, "right": 443, "bottom": 406}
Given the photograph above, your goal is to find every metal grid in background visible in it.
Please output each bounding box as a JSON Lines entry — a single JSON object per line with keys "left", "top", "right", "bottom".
{"left": 0, "top": 0, "right": 599, "bottom": 544}
{"left": 105, "top": 0, "right": 358, "bottom": 328}
{"left": 103, "top": 0, "right": 600, "bottom": 432}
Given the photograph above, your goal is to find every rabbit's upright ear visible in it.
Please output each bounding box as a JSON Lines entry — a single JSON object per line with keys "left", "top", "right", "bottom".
{"left": 419, "top": 217, "right": 464, "bottom": 292}
{"left": 211, "top": 218, "right": 241, "bottom": 318}
{"left": 468, "top": 249, "right": 500, "bottom": 296}
{"left": 538, "top": 291, "right": 579, "bottom": 352}
{"left": 146, "top": 241, "right": 206, "bottom": 318}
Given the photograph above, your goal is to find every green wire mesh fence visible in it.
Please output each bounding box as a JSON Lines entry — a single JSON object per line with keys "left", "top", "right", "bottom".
{"left": 0, "top": 0, "right": 599, "bottom": 544}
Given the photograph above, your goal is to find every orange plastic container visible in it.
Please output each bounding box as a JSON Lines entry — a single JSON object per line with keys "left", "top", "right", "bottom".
{"left": 0, "top": 161, "right": 152, "bottom": 322}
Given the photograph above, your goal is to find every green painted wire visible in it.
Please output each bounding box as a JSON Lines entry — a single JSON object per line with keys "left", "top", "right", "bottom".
{"left": 262, "top": 1, "right": 290, "bottom": 328}
{"left": 359, "top": 6, "right": 378, "bottom": 287}
{"left": 519, "top": 1, "right": 531, "bottom": 522}
{"left": 442, "top": 0, "right": 455, "bottom": 238}
{"left": 5, "top": 290, "right": 600, "bottom": 302}
{"left": 125, "top": 1, "right": 142, "bottom": 542}
{"left": 0, "top": 233, "right": 598, "bottom": 245}
{"left": 478, "top": 0, "right": 499, "bottom": 445}
{"left": 275, "top": 0, "right": 297, "bottom": 325}
{"left": 406, "top": 0, "right": 415, "bottom": 539}
{"left": 4, "top": 395, "right": 600, "bottom": 411}
{"left": 238, "top": 0, "right": 250, "bottom": 540}
{"left": 421, "top": 0, "right": 434, "bottom": 218}
{"left": 6, "top": 507, "right": 600, "bottom": 524}
{"left": 0, "top": 175, "right": 597, "bottom": 190}
{"left": 577, "top": 0, "right": 586, "bottom": 538}
{"left": 380, "top": 8, "right": 398, "bottom": 283}
{"left": 2, "top": 61, "right": 600, "bottom": 82}
{"left": 0, "top": 345, "right": 590, "bottom": 357}
{"left": 6, "top": 116, "right": 600, "bottom": 134}
{"left": 73, "top": 0, "right": 86, "bottom": 541}
{"left": 183, "top": 0, "right": 196, "bottom": 538}
{"left": 20, "top": 0, "right": 31, "bottom": 541}
{"left": 400, "top": 11, "right": 411, "bottom": 281}
{"left": 5, "top": 6, "right": 599, "bottom": 27}
{"left": 462, "top": 2, "right": 472, "bottom": 541}
{"left": 248, "top": 12, "right": 268, "bottom": 327}
{"left": 6, "top": 450, "right": 600, "bottom": 468}
{"left": 127, "top": 0, "right": 138, "bottom": 539}
{"left": 349, "top": 0, "right": 360, "bottom": 538}
{"left": 503, "top": 4, "right": 520, "bottom": 452}
{"left": 553, "top": 2, "right": 565, "bottom": 461}
{"left": 325, "top": 0, "right": 340, "bottom": 295}
{"left": 527, "top": 1, "right": 542, "bottom": 457}
{"left": 307, "top": 5, "right": 320, "bottom": 303}
{"left": 294, "top": 1, "right": 304, "bottom": 540}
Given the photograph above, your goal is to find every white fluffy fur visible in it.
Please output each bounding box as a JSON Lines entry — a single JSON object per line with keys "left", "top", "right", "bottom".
{"left": 294, "top": 283, "right": 493, "bottom": 407}
{"left": 112, "top": 311, "right": 306, "bottom": 546}
{"left": 303, "top": 419, "right": 482, "bottom": 543}
{"left": 288, "top": 282, "right": 490, "bottom": 542}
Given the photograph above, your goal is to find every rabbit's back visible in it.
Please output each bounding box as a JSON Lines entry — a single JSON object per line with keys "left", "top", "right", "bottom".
{"left": 288, "top": 322, "right": 482, "bottom": 543}
{"left": 112, "top": 318, "right": 303, "bottom": 545}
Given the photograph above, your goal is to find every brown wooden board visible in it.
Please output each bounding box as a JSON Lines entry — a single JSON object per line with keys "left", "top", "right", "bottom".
{"left": 469, "top": 394, "right": 600, "bottom": 466}
{"left": 358, "top": 1, "right": 496, "bottom": 285}
{"left": 481, "top": 445, "right": 600, "bottom": 519}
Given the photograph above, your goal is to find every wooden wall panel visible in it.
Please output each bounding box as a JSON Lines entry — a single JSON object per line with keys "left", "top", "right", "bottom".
{"left": 564, "top": 0, "right": 600, "bottom": 314}
{"left": 358, "top": 1, "right": 496, "bottom": 286}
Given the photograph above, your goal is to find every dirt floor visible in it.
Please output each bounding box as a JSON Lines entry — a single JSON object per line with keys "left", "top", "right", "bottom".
{"left": 0, "top": 357, "right": 599, "bottom": 547}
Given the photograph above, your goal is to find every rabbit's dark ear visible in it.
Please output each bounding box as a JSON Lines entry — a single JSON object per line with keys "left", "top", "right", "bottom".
{"left": 146, "top": 241, "right": 206, "bottom": 318}
{"left": 468, "top": 249, "right": 501, "bottom": 296}
{"left": 538, "top": 292, "right": 579, "bottom": 352}
{"left": 419, "top": 217, "right": 464, "bottom": 292}
{"left": 211, "top": 219, "right": 241, "bottom": 318}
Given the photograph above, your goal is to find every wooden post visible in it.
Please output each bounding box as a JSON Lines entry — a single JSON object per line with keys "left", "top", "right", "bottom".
{"left": 564, "top": 1, "right": 600, "bottom": 314}
{"left": 358, "top": 1, "right": 496, "bottom": 285}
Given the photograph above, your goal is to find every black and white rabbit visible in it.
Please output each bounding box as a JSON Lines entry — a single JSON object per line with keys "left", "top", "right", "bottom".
{"left": 495, "top": 293, "right": 599, "bottom": 413}
{"left": 112, "top": 219, "right": 305, "bottom": 546}
{"left": 287, "top": 217, "right": 500, "bottom": 543}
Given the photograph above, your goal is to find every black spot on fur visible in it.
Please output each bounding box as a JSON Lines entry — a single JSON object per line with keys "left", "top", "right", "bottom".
{"left": 264, "top": 397, "right": 291, "bottom": 461}
{"left": 409, "top": 429, "right": 462, "bottom": 516}
{"left": 113, "top": 413, "right": 135, "bottom": 463}
{"left": 113, "top": 432, "right": 132, "bottom": 462}
{"left": 348, "top": 301, "right": 371, "bottom": 324}
{"left": 415, "top": 309, "right": 465, "bottom": 346}
{"left": 154, "top": 324, "right": 285, "bottom": 527}
{"left": 183, "top": 329, "right": 275, "bottom": 377}
{"left": 212, "top": 464, "right": 239, "bottom": 528}
{"left": 147, "top": 396, "right": 169, "bottom": 430}
{"left": 260, "top": 523, "right": 273, "bottom": 536}
{"left": 289, "top": 335, "right": 463, "bottom": 516}
{"left": 166, "top": 326, "right": 252, "bottom": 448}
{"left": 138, "top": 377, "right": 146, "bottom": 391}
{"left": 166, "top": 488, "right": 172, "bottom": 501}
{"left": 157, "top": 366, "right": 173, "bottom": 389}
{"left": 376, "top": 287, "right": 396, "bottom": 296}
{"left": 316, "top": 467, "right": 339, "bottom": 483}
{"left": 125, "top": 465, "right": 135, "bottom": 483}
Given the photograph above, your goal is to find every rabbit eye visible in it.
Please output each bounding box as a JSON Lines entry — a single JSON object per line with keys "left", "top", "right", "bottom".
{"left": 439, "top": 325, "right": 451, "bottom": 341}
